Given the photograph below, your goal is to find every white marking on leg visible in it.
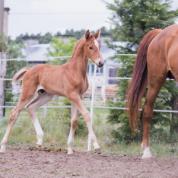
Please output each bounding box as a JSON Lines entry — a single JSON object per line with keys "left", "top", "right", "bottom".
{"left": 0, "top": 126, "right": 11, "bottom": 152}
{"left": 87, "top": 134, "right": 92, "bottom": 151}
{"left": 72, "top": 97, "right": 100, "bottom": 152}
{"left": 0, "top": 144, "right": 6, "bottom": 153}
{"left": 67, "top": 105, "right": 78, "bottom": 154}
{"left": 86, "top": 121, "right": 100, "bottom": 151}
{"left": 27, "top": 94, "right": 53, "bottom": 146}
{"left": 32, "top": 118, "right": 44, "bottom": 146}
{"left": 0, "top": 107, "right": 20, "bottom": 153}
{"left": 67, "top": 128, "right": 74, "bottom": 154}
{"left": 142, "top": 147, "right": 152, "bottom": 159}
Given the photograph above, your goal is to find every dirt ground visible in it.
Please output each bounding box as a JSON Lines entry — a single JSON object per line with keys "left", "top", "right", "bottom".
{"left": 0, "top": 147, "right": 178, "bottom": 178}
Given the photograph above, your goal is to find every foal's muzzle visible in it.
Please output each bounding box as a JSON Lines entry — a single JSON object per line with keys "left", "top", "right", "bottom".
{"left": 98, "top": 61, "right": 104, "bottom": 68}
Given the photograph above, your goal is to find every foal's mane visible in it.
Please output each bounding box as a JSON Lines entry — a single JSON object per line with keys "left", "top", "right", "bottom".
{"left": 71, "top": 38, "right": 86, "bottom": 59}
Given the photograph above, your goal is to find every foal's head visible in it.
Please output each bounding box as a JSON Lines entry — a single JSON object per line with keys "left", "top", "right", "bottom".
{"left": 83, "top": 30, "right": 104, "bottom": 68}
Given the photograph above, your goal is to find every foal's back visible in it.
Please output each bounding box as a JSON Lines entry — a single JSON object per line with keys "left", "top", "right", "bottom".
{"left": 22, "top": 62, "right": 73, "bottom": 95}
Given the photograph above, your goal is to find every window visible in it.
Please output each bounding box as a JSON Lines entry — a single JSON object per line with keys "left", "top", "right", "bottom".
{"left": 108, "top": 68, "right": 118, "bottom": 84}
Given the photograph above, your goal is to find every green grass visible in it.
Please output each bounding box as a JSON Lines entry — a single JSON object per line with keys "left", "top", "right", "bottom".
{"left": 0, "top": 108, "right": 178, "bottom": 157}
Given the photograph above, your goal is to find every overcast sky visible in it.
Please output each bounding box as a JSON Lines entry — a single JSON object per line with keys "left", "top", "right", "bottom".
{"left": 4, "top": 0, "right": 178, "bottom": 38}
{"left": 5, "top": 0, "right": 112, "bottom": 37}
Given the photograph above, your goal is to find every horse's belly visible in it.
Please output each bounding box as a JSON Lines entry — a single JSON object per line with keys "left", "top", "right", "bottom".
{"left": 40, "top": 80, "right": 66, "bottom": 96}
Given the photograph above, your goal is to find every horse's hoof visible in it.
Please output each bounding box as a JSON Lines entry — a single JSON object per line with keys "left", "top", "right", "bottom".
{"left": 142, "top": 147, "right": 152, "bottom": 159}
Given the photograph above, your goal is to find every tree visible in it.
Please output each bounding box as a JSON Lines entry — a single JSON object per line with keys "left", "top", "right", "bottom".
{"left": 5, "top": 39, "right": 26, "bottom": 103}
{"left": 64, "top": 29, "right": 85, "bottom": 39}
{"left": 107, "top": 0, "right": 178, "bottom": 143}
{"left": 39, "top": 32, "right": 53, "bottom": 44}
{"left": 107, "top": 0, "right": 178, "bottom": 53}
{"left": 48, "top": 37, "right": 77, "bottom": 64}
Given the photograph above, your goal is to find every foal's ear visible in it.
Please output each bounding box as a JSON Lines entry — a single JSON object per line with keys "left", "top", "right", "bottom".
{"left": 85, "top": 30, "right": 90, "bottom": 40}
{"left": 94, "top": 30, "right": 101, "bottom": 39}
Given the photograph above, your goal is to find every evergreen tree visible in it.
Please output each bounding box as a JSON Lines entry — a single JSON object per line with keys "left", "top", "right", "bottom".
{"left": 107, "top": 0, "right": 178, "bottom": 53}
{"left": 107, "top": 0, "right": 178, "bottom": 143}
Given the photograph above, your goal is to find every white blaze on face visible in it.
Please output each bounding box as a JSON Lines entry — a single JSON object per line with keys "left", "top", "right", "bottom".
{"left": 94, "top": 39, "right": 99, "bottom": 49}
{"left": 94, "top": 39, "right": 101, "bottom": 65}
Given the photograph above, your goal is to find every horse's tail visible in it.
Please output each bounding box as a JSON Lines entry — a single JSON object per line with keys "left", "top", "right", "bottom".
{"left": 127, "top": 29, "right": 162, "bottom": 130}
{"left": 12, "top": 67, "right": 29, "bottom": 82}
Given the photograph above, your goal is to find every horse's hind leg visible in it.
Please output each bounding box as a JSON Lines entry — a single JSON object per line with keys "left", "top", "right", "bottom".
{"left": 0, "top": 82, "right": 37, "bottom": 152}
{"left": 141, "top": 76, "right": 166, "bottom": 158}
{"left": 67, "top": 104, "right": 78, "bottom": 154}
{"left": 27, "top": 93, "right": 53, "bottom": 146}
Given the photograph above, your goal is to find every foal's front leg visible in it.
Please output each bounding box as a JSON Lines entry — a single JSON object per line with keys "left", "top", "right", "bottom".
{"left": 67, "top": 104, "right": 78, "bottom": 154}
{"left": 70, "top": 94, "right": 100, "bottom": 152}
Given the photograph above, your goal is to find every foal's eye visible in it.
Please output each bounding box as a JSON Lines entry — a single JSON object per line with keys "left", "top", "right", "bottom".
{"left": 89, "top": 46, "right": 93, "bottom": 50}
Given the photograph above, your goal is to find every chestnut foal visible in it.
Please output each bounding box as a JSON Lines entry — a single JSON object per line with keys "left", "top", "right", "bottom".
{"left": 0, "top": 30, "right": 104, "bottom": 154}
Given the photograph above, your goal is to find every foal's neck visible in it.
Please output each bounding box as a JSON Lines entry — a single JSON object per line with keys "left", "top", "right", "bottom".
{"left": 70, "top": 39, "right": 88, "bottom": 76}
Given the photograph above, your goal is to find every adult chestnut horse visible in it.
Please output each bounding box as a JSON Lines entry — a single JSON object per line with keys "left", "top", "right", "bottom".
{"left": 127, "top": 24, "right": 178, "bottom": 158}
{"left": 0, "top": 30, "right": 104, "bottom": 154}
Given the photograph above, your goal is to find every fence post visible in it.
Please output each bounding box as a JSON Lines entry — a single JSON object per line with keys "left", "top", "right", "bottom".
{"left": 0, "top": 0, "right": 4, "bottom": 118}
{"left": 90, "top": 65, "right": 97, "bottom": 124}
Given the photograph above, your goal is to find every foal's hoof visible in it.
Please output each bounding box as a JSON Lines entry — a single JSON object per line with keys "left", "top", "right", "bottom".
{"left": 0, "top": 145, "right": 6, "bottom": 153}
{"left": 36, "top": 140, "right": 43, "bottom": 146}
{"left": 94, "top": 148, "right": 101, "bottom": 154}
{"left": 36, "top": 143, "right": 42, "bottom": 148}
{"left": 67, "top": 148, "right": 74, "bottom": 155}
{"left": 0, "top": 149, "right": 6, "bottom": 153}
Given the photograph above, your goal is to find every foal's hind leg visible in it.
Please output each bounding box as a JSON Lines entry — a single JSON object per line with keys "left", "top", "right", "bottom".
{"left": 27, "top": 93, "right": 53, "bottom": 146}
{"left": 67, "top": 104, "right": 78, "bottom": 154}
{"left": 0, "top": 84, "right": 36, "bottom": 152}
{"left": 69, "top": 94, "right": 100, "bottom": 152}
{"left": 141, "top": 76, "right": 166, "bottom": 158}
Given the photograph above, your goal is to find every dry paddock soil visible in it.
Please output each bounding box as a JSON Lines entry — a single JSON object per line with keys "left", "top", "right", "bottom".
{"left": 0, "top": 147, "right": 178, "bottom": 178}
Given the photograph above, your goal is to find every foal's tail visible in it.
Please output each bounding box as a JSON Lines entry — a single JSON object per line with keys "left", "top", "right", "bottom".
{"left": 127, "top": 29, "right": 162, "bottom": 130}
{"left": 12, "top": 67, "right": 29, "bottom": 82}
